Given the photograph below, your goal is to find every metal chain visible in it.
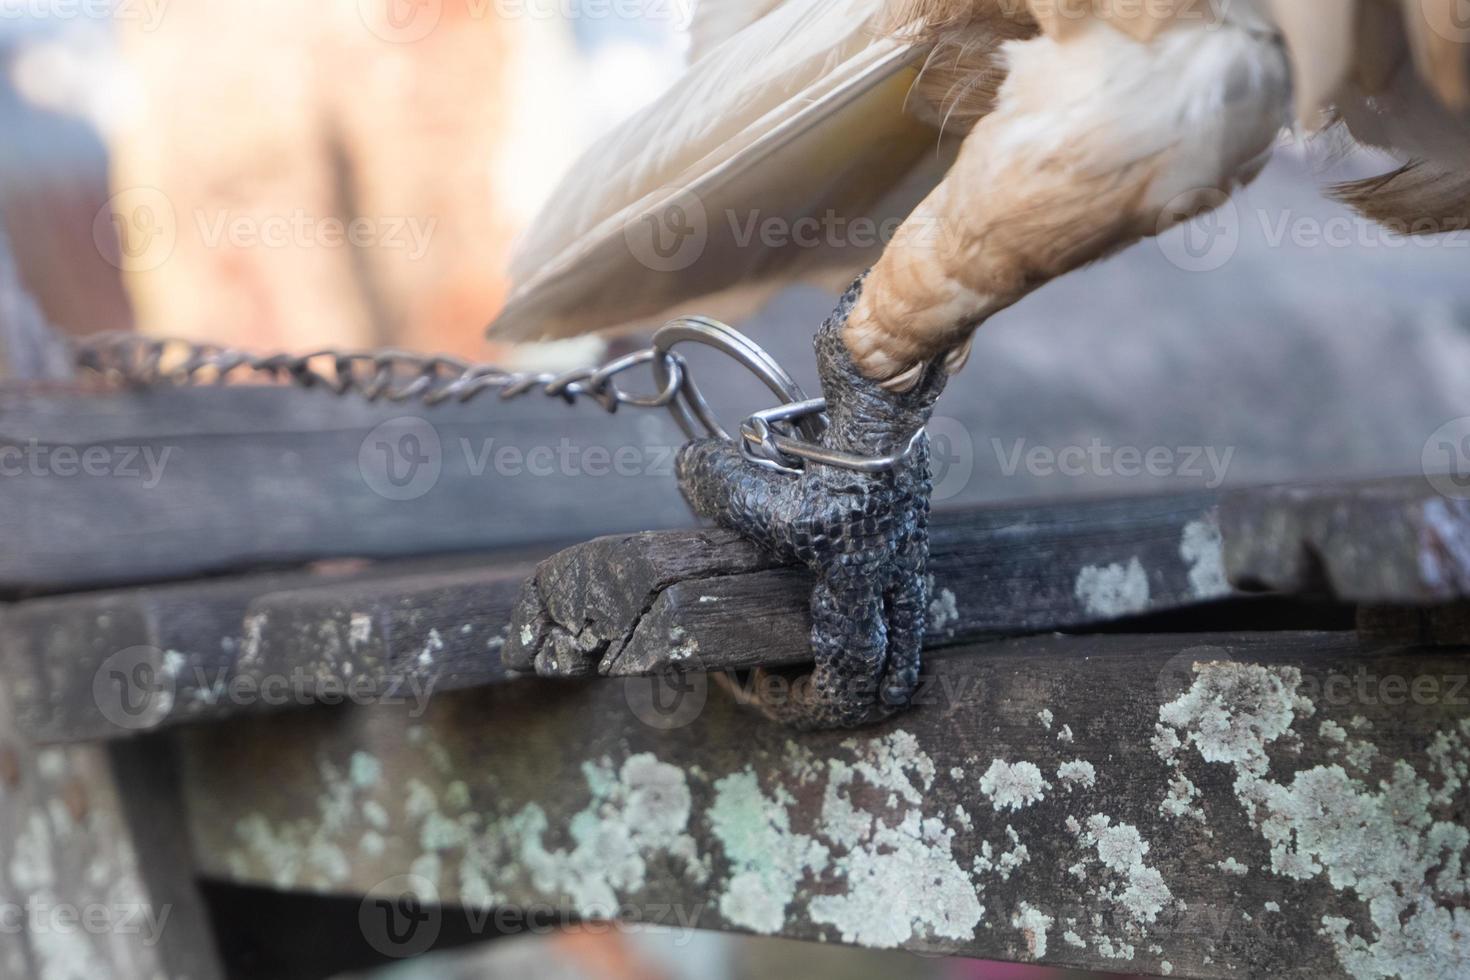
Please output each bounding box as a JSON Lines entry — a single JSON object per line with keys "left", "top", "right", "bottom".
{"left": 68, "top": 331, "right": 685, "bottom": 413}
{"left": 67, "top": 320, "right": 921, "bottom": 474}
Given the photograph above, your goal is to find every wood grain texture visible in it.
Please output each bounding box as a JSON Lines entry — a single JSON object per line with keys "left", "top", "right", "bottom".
{"left": 0, "top": 383, "right": 696, "bottom": 594}
{"left": 0, "top": 230, "right": 221, "bottom": 980}
{"left": 1, "top": 552, "right": 542, "bottom": 743}
{"left": 4, "top": 492, "right": 1235, "bottom": 742}
{"left": 505, "top": 492, "right": 1235, "bottom": 676}
{"left": 0, "top": 688, "right": 224, "bottom": 980}
{"left": 1222, "top": 477, "right": 1470, "bottom": 602}
{"left": 180, "top": 630, "right": 1470, "bottom": 979}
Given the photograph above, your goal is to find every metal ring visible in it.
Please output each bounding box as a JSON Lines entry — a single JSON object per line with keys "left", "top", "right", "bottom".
{"left": 589, "top": 348, "right": 685, "bottom": 409}
{"left": 651, "top": 316, "right": 822, "bottom": 443}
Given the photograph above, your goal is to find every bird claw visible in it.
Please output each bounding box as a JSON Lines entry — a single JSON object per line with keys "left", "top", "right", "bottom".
{"left": 674, "top": 276, "right": 949, "bottom": 729}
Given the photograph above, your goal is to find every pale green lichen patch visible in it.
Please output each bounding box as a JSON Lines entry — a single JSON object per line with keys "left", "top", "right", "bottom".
{"left": 804, "top": 734, "right": 980, "bottom": 947}
{"left": 1179, "top": 517, "right": 1229, "bottom": 600}
{"left": 1074, "top": 557, "right": 1150, "bottom": 618}
{"left": 1068, "top": 814, "right": 1176, "bottom": 960}
{"left": 1160, "top": 662, "right": 1470, "bottom": 980}
{"left": 1057, "top": 760, "right": 1096, "bottom": 790}
{"left": 979, "top": 760, "right": 1050, "bottom": 812}
{"left": 348, "top": 751, "right": 382, "bottom": 790}
{"left": 1012, "top": 902, "right": 1053, "bottom": 959}
{"left": 708, "top": 769, "right": 826, "bottom": 934}
{"left": 1216, "top": 856, "right": 1247, "bottom": 876}
{"left": 973, "top": 825, "right": 1028, "bottom": 881}
{"left": 708, "top": 731, "right": 982, "bottom": 949}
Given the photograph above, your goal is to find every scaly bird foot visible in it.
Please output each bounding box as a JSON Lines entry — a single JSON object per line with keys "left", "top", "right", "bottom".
{"left": 675, "top": 276, "right": 949, "bottom": 729}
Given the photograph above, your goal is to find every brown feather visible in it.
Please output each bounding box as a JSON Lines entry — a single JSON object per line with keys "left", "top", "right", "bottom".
{"left": 1332, "top": 161, "right": 1470, "bottom": 233}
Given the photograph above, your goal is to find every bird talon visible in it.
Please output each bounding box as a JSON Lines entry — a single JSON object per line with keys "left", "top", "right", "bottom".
{"left": 674, "top": 274, "right": 950, "bottom": 729}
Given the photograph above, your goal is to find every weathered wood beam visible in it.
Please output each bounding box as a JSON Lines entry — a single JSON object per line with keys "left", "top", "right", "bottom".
{"left": 13, "top": 478, "right": 1463, "bottom": 745}
{"left": 505, "top": 492, "right": 1234, "bottom": 676}
{"left": 0, "top": 224, "right": 222, "bottom": 980}
{"left": 1, "top": 553, "right": 539, "bottom": 743}
{"left": 1222, "top": 477, "right": 1470, "bottom": 602}
{"left": 4, "top": 491, "right": 1233, "bottom": 742}
{"left": 0, "top": 688, "right": 224, "bottom": 980}
{"left": 0, "top": 383, "right": 697, "bottom": 594}
{"left": 179, "top": 630, "right": 1470, "bottom": 980}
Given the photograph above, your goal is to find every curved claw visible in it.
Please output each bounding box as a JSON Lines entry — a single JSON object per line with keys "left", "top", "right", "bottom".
{"left": 674, "top": 275, "right": 947, "bottom": 730}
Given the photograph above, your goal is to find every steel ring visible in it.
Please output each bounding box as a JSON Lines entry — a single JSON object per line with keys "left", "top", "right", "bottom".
{"left": 651, "top": 316, "right": 822, "bottom": 443}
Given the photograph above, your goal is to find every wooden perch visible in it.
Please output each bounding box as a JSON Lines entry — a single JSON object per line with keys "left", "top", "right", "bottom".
{"left": 1221, "top": 477, "right": 1470, "bottom": 602}
{"left": 505, "top": 491, "right": 1233, "bottom": 677}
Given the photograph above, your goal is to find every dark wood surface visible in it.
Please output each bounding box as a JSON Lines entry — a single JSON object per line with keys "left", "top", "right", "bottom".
{"left": 180, "top": 629, "right": 1470, "bottom": 980}
{"left": 0, "top": 382, "right": 700, "bottom": 595}
{"left": 506, "top": 492, "right": 1233, "bottom": 676}
{"left": 4, "top": 492, "right": 1233, "bottom": 743}
{"left": 1222, "top": 477, "right": 1470, "bottom": 602}
{"left": 0, "top": 247, "right": 223, "bottom": 980}
{"left": 0, "top": 551, "right": 541, "bottom": 743}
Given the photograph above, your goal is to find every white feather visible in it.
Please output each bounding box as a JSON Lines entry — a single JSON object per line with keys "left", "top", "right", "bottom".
{"left": 492, "top": 0, "right": 945, "bottom": 340}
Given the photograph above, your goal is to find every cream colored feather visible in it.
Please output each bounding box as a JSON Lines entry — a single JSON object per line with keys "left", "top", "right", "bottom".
{"left": 493, "top": 0, "right": 1470, "bottom": 343}
{"left": 491, "top": 0, "right": 963, "bottom": 341}
{"left": 687, "top": 0, "right": 788, "bottom": 62}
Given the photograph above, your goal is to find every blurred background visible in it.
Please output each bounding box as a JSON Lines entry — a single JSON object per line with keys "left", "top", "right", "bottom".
{"left": 7, "top": 0, "right": 1470, "bottom": 510}
{"left": 3, "top": 2, "right": 1470, "bottom": 977}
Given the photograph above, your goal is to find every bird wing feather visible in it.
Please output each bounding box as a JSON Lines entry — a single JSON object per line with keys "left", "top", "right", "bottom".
{"left": 489, "top": 0, "right": 954, "bottom": 341}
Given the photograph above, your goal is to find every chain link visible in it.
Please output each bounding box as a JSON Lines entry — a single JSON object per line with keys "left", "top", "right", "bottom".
{"left": 68, "top": 331, "right": 685, "bottom": 413}
{"left": 67, "top": 325, "right": 920, "bottom": 473}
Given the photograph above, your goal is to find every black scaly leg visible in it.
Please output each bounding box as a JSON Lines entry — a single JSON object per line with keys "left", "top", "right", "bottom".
{"left": 675, "top": 276, "right": 948, "bottom": 729}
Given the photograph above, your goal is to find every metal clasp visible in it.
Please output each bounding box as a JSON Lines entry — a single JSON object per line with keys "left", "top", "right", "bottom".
{"left": 650, "top": 317, "right": 923, "bottom": 476}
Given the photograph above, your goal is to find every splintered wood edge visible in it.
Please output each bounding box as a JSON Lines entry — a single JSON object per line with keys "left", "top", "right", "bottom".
{"left": 505, "top": 493, "right": 1236, "bottom": 678}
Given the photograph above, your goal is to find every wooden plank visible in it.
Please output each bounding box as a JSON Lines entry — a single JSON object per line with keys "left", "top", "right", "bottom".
{"left": 179, "top": 630, "right": 1470, "bottom": 979}
{"left": 1222, "top": 477, "right": 1470, "bottom": 603}
{"left": 505, "top": 492, "right": 1234, "bottom": 676}
{"left": 0, "top": 209, "right": 222, "bottom": 980}
{"left": 5, "top": 493, "right": 1232, "bottom": 742}
{"left": 0, "top": 382, "right": 697, "bottom": 594}
{"left": 1, "top": 552, "right": 541, "bottom": 744}
{"left": 0, "top": 686, "right": 224, "bottom": 980}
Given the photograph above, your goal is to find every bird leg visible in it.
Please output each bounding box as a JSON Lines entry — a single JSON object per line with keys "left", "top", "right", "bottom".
{"left": 676, "top": 276, "right": 948, "bottom": 729}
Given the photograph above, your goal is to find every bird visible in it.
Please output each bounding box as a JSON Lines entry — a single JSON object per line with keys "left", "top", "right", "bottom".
{"left": 490, "top": 0, "right": 1470, "bottom": 727}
